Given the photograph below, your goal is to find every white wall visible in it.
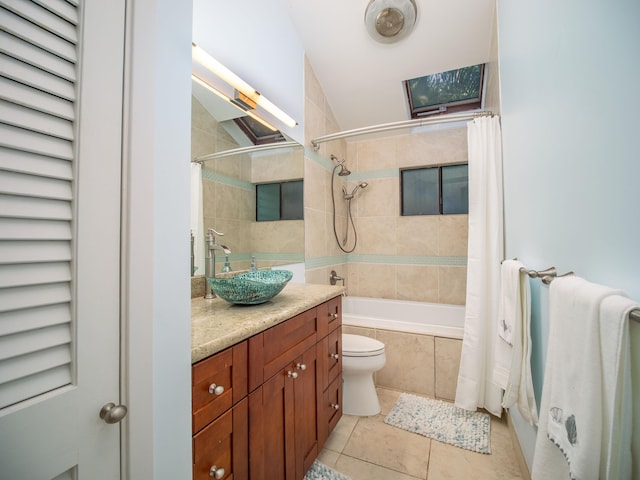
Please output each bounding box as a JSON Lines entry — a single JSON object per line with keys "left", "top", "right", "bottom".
{"left": 497, "top": 0, "right": 640, "bottom": 471}
{"left": 125, "top": 0, "right": 193, "bottom": 478}
{"left": 192, "top": 0, "right": 305, "bottom": 142}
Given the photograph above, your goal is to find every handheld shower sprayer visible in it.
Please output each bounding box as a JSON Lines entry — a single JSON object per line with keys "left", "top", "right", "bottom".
{"left": 342, "top": 182, "right": 369, "bottom": 200}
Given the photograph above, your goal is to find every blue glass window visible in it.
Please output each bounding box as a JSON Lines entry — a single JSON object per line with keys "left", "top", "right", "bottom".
{"left": 256, "top": 180, "right": 303, "bottom": 221}
{"left": 401, "top": 165, "right": 468, "bottom": 216}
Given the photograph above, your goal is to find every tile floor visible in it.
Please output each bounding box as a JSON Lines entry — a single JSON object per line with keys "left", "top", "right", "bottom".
{"left": 317, "top": 387, "right": 526, "bottom": 480}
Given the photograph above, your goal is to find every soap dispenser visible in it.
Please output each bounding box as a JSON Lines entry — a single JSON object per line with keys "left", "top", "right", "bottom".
{"left": 250, "top": 256, "right": 257, "bottom": 271}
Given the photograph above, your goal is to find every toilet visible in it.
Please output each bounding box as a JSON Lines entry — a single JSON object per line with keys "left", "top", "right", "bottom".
{"left": 341, "top": 333, "right": 386, "bottom": 416}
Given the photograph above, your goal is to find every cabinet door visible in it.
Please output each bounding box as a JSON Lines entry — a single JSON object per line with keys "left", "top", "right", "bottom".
{"left": 193, "top": 398, "right": 248, "bottom": 480}
{"left": 249, "top": 370, "right": 295, "bottom": 480}
{"left": 294, "top": 345, "right": 321, "bottom": 479}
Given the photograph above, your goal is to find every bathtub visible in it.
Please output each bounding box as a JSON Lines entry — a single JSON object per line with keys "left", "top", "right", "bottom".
{"left": 341, "top": 296, "right": 465, "bottom": 339}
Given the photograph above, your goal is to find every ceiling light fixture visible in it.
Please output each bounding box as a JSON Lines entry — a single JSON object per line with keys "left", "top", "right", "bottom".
{"left": 364, "top": 0, "right": 417, "bottom": 44}
{"left": 191, "top": 75, "right": 278, "bottom": 132}
{"left": 192, "top": 43, "right": 297, "bottom": 128}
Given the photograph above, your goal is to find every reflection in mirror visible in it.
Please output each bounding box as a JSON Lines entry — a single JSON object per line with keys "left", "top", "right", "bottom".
{"left": 190, "top": 83, "right": 304, "bottom": 278}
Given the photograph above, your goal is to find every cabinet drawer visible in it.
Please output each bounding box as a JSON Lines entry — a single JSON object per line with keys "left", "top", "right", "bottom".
{"left": 193, "top": 398, "right": 248, "bottom": 480}
{"left": 318, "top": 326, "right": 342, "bottom": 391}
{"left": 317, "top": 296, "right": 341, "bottom": 339}
{"left": 319, "top": 375, "right": 342, "bottom": 450}
{"left": 192, "top": 341, "right": 247, "bottom": 433}
{"left": 249, "top": 307, "right": 317, "bottom": 390}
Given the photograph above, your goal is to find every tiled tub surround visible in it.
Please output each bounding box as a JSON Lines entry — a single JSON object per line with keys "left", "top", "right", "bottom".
{"left": 191, "top": 282, "right": 344, "bottom": 362}
{"left": 343, "top": 325, "right": 462, "bottom": 402}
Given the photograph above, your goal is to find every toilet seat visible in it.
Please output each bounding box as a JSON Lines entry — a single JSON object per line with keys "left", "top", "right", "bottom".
{"left": 342, "top": 333, "right": 385, "bottom": 357}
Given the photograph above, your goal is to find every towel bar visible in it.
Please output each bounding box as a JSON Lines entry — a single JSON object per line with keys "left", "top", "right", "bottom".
{"left": 631, "top": 309, "right": 640, "bottom": 323}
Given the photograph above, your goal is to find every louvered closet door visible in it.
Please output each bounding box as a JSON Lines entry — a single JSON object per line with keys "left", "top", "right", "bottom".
{"left": 0, "top": 1, "right": 126, "bottom": 478}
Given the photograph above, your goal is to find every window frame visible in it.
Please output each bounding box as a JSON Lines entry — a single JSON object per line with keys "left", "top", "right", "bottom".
{"left": 400, "top": 163, "right": 469, "bottom": 216}
{"left": 404, "top": 64, "right": 485, "bottom": 119}
{"left": 255, "top": 179, "right": 304, "bottom": 222}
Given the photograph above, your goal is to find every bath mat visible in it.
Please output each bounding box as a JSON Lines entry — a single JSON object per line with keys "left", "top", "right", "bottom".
{"left": 384, "top": 393, "right": 491, "bottom": 454}
{"left": 304, "top": 460, "right": 352, "bottom": 480}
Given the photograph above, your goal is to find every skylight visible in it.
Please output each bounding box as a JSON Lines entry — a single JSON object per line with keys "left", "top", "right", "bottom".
{"left": 233, "top": 116, "right": 286, "bottom": 145}
{"left": 404, "top": 64, "right": 485, "bottom": 118}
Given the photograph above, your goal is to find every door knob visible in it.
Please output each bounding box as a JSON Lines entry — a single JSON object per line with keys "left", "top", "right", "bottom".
{"left": 287, "top": 370, "right": 298, "bottom": 379}
{"left": 99, "top": 402, "right": 128, "bottom": 424}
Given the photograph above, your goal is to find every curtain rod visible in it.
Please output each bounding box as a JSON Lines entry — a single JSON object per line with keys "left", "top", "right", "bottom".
{"left": 310, "top": 110, "right": 494, "bottom": 150}
{"left": 193, "top": 141, "right": 300, "bottom": 163}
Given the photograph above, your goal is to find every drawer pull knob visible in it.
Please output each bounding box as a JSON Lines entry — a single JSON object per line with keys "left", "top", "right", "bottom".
{"left": 287, "top": 370, "right": 298, "bottom": 379}
{"left": 330, "top": 353, "right": 339, "bottom": 360}
{"left": 209, "top": 465, "right": 225, "bottom": 479}
{"left": 296, "top": 363, "right": 307, "bottom": 371}
{"left": 330, "top": 403, "right": 340, "bottom": 410}
{"left": 329, "top": 313, "right": 338, "bottom": 319}
{"left": 208, "top": 384, "right": 224, "bottom": 395}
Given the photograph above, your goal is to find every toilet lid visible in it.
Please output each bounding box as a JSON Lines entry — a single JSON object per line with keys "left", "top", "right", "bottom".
{"left": 342, "top": 333, "right": 385, "bottom": 356}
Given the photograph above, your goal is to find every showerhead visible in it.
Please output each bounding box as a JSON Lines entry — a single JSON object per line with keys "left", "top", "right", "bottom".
{"left": 338, "top": 164, "right": 351, "bottom": 176}
{"left": 331, "top": 154, "right": 352, "bottom": 176}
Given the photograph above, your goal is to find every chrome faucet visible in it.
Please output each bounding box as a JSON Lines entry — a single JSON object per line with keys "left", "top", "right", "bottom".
{"left": 205, "top": 228, "right": 231, "bottom": 299}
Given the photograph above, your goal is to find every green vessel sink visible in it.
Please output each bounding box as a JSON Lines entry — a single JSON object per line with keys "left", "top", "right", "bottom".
{"left": 206, "top": 270, "right": 293, "bottom": 305}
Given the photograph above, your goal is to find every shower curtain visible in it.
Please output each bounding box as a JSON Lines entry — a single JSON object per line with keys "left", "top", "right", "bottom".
{"left": 190, "top": 162, "right": 204, "bottom": 276}
{"left": 454, "top": 115, "right": 504, "bottom": 417}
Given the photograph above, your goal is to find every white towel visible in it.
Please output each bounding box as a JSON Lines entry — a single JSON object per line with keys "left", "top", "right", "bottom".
{"left": 532, "top": 276, "right": 626, "bottom": 480}
{"left": 598, "top": 295, "right": 635, "bottom": 480}
{"left": 493, "top": 259, "right": 538, "bottom": 426}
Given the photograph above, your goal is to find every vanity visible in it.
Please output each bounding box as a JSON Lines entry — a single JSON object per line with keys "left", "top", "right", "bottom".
{"left": 191, "top": 283, "right": 344, "bottom": 480}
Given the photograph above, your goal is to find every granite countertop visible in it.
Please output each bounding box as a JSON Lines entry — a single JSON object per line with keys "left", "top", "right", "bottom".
{"left": 191, "top": 282, "right": 345, "bottom": 363}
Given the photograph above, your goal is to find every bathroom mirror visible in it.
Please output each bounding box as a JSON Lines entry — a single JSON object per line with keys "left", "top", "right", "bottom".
{"left": 191, "top": 79, "right": 305, "bottom": 277}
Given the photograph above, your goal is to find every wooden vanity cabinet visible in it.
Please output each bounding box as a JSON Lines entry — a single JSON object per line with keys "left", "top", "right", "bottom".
{"left": 192, "top": 295, "right": 342, "bottom": 480}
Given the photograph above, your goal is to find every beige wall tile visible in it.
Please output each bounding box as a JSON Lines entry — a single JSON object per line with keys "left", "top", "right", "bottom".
{"left": 304, "top": 158, "right": 327, "bottom": 212}
{"left": 342, "top": 325, "right": 376, "bottom": 338}
{"left": 354, "top": 264, "right": 397, "bottom": 299}
{"left": 397, "top": 127, "right": 468, "bottom": 168}
{"left": 356, "top": 177, "right": 398, "bottom": 218}
{"left": 304, "top": 207, "right": 327, "bottom": 259}
{"left": 395, "top": 215, "right": 439, "bottom": 256}
{"left": 355, "top": 216, "right": 397, "bottom": 255}
{"left": 354, "top": 137, "right": 397, "bottom": 171}
{"left": 375, "top": 330, "right": 434, "bottom": 396}
{"left": 304, "top": 57, "right": 325, "bottom": 115}
{"left": 438, "top": 214, "right": 468, "bottom": 256}
{"left": 434, "top": 337, "right": 462, "bottom": 401}
{"left": 438, "top": 266, "right": 467, "bottom": 305}
{"left": 395, "top": 265, "right": 438, "bottom": 302}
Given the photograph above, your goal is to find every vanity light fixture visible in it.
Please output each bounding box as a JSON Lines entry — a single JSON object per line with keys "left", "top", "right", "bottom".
{"left": 191, "top": 75, "right": 279, "bottom": 132}
{"left": 192, "top": 43, "right": 297, "bottom": 128}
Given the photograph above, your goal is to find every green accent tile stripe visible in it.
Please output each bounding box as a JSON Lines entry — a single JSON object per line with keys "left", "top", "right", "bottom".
{"left": 345, "top": 254, "right": 467, "bottom": 266}
{"left": 305, "top": 255, "right": 348, "bottom": 270}
{"left": 202, "top": 168, "right": 253, "bottom": 191}
{"left": 304, "top": 254, "right": 464, "bottom": 269}
{"left": 304, "top": 147, "right": 334, "bottom": 173}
